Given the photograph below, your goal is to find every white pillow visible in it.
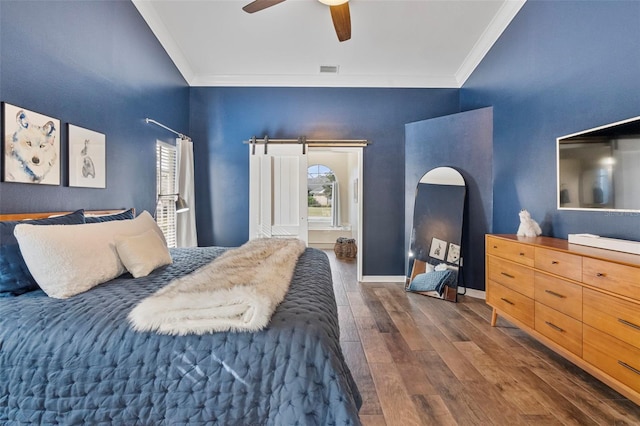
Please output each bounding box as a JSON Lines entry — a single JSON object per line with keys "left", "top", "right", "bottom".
{"left": 115, "top": 229, "right": 172, "bottom": 278}
{"left": 14, "top": 211, "right": 165, "bottom": 299}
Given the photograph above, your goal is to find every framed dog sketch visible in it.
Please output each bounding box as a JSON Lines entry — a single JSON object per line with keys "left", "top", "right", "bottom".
{"left": 428, "top": 237, "right": 447, "bottom": 261}
{"left": 68, "top": 124, "right": 106, "bottom": 188}
{"left": 2, "top": 103, "right": 61, "bottom": 185}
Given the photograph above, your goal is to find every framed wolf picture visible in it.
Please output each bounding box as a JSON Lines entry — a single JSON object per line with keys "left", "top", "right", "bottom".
{"left": 2, "top": 103, "right": 61, "bottom": 185}
{"left": 68, "top": 124, "right": 106, "bottom": 188}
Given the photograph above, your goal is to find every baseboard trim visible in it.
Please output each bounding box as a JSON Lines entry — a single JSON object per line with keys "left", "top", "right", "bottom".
{"left": 358, "top": 276, "right": 486, "bottom": 299}
{"left": 361, "top": 275, "right": 406, "bottom": 283}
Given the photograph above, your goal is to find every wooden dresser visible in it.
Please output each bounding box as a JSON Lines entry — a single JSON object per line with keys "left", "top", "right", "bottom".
{"left": 486, "top": 234, "right": 640, "bottom": 405}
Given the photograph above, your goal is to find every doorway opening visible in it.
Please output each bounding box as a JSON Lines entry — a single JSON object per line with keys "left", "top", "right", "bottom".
{"left": 249, "top": 145, "right": 363, "bottom": 280}
{"left": 307, "top": 150, "right": 356, "bottom": 244}
{"left": 307, "top": 148, "right": 362, "bottom": 281}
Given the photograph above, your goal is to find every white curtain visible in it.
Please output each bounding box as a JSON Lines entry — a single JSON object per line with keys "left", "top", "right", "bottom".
{"left": 331, "top": 181, "right": 341, "bottom": 228}
{"left": 176, "top": 138, "right": 198, "bottom": 247}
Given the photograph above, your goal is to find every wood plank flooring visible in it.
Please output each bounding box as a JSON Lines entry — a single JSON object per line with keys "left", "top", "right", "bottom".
{"left": 327, "top": 252, "right": 640, "bottom": 425}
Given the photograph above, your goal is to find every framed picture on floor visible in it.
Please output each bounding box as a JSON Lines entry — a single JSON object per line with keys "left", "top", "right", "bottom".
{"left": 2, "top": 102, "right": 61, "bottom": 185}
{"left": 428, "top": 237, "right": 447, "bottom": 261}
{"left": 68, "top": 124, "right": 106, "bottom": 188}
{"left": 446, "top": 243, "right": 461, "bottom": 265}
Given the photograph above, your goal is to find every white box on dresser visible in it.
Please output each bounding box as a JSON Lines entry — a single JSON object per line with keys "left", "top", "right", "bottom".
{"left": 486, "top": 234, "right": 640, "bottom": 406}
{"left": 568, "top": 233, "right": 640, "bottom": 255}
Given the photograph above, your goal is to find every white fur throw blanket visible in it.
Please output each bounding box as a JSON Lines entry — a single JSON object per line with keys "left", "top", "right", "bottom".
{"left": 128, "top": 238, "right": 306, "bottom": 335}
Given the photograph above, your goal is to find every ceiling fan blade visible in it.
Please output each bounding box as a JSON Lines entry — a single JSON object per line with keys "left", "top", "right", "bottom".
{"left": 329, "top": 2, "right": 351, "bottom": 42}
{"left": 243, "top": 0, "right": 287, "bottom": 14}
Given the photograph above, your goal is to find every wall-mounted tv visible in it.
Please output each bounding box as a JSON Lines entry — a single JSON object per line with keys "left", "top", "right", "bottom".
{"left": 557, "top": 116, "right": 640, "bottom": 212}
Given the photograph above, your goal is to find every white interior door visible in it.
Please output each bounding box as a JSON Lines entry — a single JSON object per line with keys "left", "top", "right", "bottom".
{"left": 249, "top": 144, "right": 308, "bottom": 243}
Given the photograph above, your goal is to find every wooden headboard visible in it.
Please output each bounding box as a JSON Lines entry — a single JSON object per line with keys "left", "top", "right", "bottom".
{"left": 0, "top": 209, "right": 133, "bottom": 222}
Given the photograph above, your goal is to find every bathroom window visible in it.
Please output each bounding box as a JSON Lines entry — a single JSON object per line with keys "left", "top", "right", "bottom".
{"left": 307, "top": 164, "right": 336, "bottom": 224}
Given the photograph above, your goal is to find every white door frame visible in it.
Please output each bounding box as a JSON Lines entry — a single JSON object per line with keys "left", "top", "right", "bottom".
{"left": 250, "top": 145, "right": 364, "bottom": 281}
{"left": 356, "top": 148, "right": 364, "bottom": 282}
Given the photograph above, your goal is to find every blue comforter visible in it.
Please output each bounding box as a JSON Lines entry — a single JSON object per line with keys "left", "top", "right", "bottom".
{"left": 0, "top": 247, "right": 361, "bottom": 425}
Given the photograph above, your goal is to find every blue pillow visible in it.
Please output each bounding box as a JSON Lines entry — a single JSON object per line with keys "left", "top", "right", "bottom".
{"left": 85, "top": 208, "right": 134, "bottom": 223}
{"left": 407, "top": 269, "right": 456, "bottom": 296}
{"left": 0, "top": 209, "right": 85, "bottom": 297}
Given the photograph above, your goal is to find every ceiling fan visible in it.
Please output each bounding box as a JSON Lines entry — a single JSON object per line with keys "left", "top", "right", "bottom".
{"left": 242, "top": 0, "right": 351, "bottom": 42}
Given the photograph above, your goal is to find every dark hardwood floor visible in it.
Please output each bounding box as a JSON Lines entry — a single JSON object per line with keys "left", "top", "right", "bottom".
{"left": 326, "top": 252, "right": 640, "bottom": 425}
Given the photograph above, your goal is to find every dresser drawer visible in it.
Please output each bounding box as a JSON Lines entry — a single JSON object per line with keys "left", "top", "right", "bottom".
{"left": 535, "top": 302, "right": 582, "bottom": 357}
{"left": 487, "top": 280, "right": 534, "bottom": 328}
{"left": 583, "top": 288, "right": 640, "bottom": 350}
{"left": 488, "top": 256, "right": 534, "bottom": 298}
{"left": 534, "top": 272, "right": 583, "bottom": 320}
{"left": 583, "top": 257, "right": 640, "bottom": 301}
{"left": 487, "top": 236, "right": 534, "bottom": 266}
{"left": 535, "top": 247, "right": 582, "bottom": 281}
{"left": 584, "top": 326, "right": 640, "bottom": 394}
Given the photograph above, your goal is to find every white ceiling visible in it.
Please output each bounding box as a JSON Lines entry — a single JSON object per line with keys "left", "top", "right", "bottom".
{"left": 133, "top": 0, "right": 525, "bottom": 88}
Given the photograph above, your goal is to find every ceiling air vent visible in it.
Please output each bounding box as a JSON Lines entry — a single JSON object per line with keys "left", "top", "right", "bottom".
{"left": 319, "top": 65, "right": 339, "bottom": 74}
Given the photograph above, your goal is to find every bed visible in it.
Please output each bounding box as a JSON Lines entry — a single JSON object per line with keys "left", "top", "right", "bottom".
{"left": 0, "top": 210, "right": 362, "bottom": 425}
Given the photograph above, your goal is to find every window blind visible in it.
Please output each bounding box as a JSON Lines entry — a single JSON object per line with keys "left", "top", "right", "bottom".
{"left": 156, "top": 141, "right": 177, "bottom": 248}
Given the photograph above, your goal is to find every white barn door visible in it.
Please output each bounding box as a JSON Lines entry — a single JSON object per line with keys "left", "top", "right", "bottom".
{"left": 249, "top": 144, "right": 308, "bottom": 243}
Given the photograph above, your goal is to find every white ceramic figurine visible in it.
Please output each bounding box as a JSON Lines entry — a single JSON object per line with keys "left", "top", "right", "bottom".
{"left": 517, "top": 209, "right": 542, "bottom": 237}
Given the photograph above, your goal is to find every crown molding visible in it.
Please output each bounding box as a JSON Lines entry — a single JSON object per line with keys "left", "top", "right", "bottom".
{"left": 455, "top": 0, "right": 526, "bottom": 87}
{"left": 191, "top": 73, "right": 459, "bottom": 89}
{"left": 132, "top": 0, "right": 195, "bottom": 85}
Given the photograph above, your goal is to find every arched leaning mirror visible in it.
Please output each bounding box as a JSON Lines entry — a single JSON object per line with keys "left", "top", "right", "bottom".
{"left": 405, "top": 167, "right": 466, "bottom": 302}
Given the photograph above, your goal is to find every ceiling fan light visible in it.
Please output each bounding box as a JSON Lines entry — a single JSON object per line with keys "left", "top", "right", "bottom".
{"left": 318, "top": 0, "right": 348, "bottom": 5}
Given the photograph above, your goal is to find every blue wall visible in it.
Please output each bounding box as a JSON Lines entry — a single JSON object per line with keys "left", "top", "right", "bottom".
{"left": 406, "top": 108, "right": 493, "bottom": 290}
{"left": 0, "top": 1, "right": 189, "bottom": 216}
{"left": 190, "top": 87, "right": 459, "bottom": 275}
{"left": 9, "top": 0, "right": 637, "bottom": 278}
{"left": 461, "top": 0, "right": 640, "bottom": 241}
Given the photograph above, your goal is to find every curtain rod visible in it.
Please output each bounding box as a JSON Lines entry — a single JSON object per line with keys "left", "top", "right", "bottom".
{"left": 145, "top": 118, "right": 191, "bottom": 141}
{"left": 244, "top": 136, "right": 370, "bottom": 154}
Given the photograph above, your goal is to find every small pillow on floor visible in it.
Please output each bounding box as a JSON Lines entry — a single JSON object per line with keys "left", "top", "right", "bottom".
{"left": 116, "top": 229, "right": 172, "bottom": 278}
{"left": 407, "top": 269, "right": 455, "bottom": 295}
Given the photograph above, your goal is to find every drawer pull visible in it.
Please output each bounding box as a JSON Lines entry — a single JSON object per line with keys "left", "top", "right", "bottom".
{"left": 618, "top": 361, "right": 640, "bottom": 376}
{"left": 519, "top": 252, "right": 525, "bottom": 256}
{"left": 493, "top": 245, "right": 498, "bottom": 249}
{"left": 596, "top": 272, "right": 606, "bottom": 277}
{"left": 500, "top": 272, "right": 515, "bottom": 279}
{"left": 545, "top": 321, "right": 565, "bottom": 333}
{"left": 551, "top": 261, "right": 559, "bottom": 265}
{"left": 618, "top": 318, "right": 640, "bottom": 331}
{"left": 544, "top": 289, "right": 566, "bottom": 299}
{"left": 500, "top": 298, "right": 515, "bottom": 306}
